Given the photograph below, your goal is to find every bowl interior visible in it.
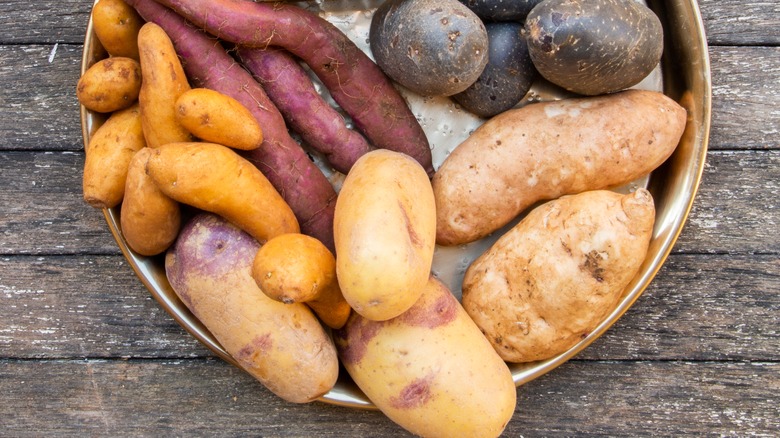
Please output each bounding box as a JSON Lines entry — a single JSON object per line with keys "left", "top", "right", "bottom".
{"left": 80, "top": 0, "right": 711, "bottom": 408}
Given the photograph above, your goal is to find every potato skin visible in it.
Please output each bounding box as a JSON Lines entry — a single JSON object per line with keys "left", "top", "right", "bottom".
{"left": 137, "top": 22, "right": 192, "bottom": 148}
{"left": 525, "top": 0, "right": 663, "bottom": 95}
{"left": 82, "top": 104, "right": 146, "bottom": 208}
{"left": 175, "top": 88, "right": 263, "bottom": 151}
{"left": 433, "top": 89, "right": 686, "bottom": 246}
{"left": 462, "top": 189, "right": 656, "bottom": 363}
{"left": 77, "top": 57, "right": 142, "bottom": 113}
{"left": 91, "top": 0, "right": 144, "bottom": 59}
{"left": 166, "top": 213, "right": 338, "bottom": 403}
{"left": 334, "top": 276, "right": 516, "bottom": 438}
{"left": 334, "top": 150, "right": 436, "bottom": 321}
{"left": 145, "top": 142, "right": 299, "bottom": 244}
{"left": 370, "top": 0, "right": 489, "bottom": 96}
{"left": 119, "top": 147, "right": 181, "bottom": 256}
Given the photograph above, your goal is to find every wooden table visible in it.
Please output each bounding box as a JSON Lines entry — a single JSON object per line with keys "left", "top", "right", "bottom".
{"left": 2, "top": 0, "right": 778, "bottom": 435}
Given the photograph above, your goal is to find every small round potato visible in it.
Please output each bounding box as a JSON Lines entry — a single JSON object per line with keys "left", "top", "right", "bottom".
{"left": 91, "top": 0, "right": 144, "bottom": 59}
{"left": 77, "top": 57, "right": 142, "bottom": 113}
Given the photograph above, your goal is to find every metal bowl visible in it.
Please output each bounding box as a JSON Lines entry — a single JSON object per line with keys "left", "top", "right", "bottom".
{"left": 80, "top": 0, "right": 711, "bottom": 408}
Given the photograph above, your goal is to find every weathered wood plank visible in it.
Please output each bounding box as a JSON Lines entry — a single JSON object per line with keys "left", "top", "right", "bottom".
{"left": 2, "top": 253, "right": 776, "bottom": 361}
{"left": 699, "top": 0, "right": 780, "bottom": 46}
{"left": 1, "top": 359, "right": 777, "bottom": 436}
{"left": 2, "top": 149, "right": 777, "bottom": 255}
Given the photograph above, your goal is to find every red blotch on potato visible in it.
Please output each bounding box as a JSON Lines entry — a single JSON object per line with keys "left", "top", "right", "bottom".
{"left": 389, "top": 374, "right": 434, "bottom": 409}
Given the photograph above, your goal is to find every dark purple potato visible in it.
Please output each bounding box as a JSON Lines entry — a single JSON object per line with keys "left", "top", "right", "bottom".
{"left": 370, "top": 0, "right": 489, "bottom": 96}
{"left": 452, "top": 22, "right": 537, "bottom": 118}
{"left": 525, "top": 0, "right": 663, "bottom": 96}
{"left": 457, "top": 0, "right": 544, "bottom": 22}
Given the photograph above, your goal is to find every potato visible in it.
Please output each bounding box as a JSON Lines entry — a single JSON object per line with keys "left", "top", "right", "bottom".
{"left": 433, "top": 89, "right": 686, "bottom": 246}
{"left": 145, "top": 142, "right": 299, "bottom": 244}
{"left": 334, "top": 150, "right": 436, "bottom": 321}
{"left": 462, "top": 189, "right": 656, "bottom": 363}
{"left": 166, "top": 213, "right": 339, "bottom": 403}
{"left": 174, "top": 88, "right": 263, "bottom": 151}
{"left": 370, "top": 0, "right": 488, "bottom": 96}
{"left": 76, "top": 57, "right": 141, "bottom": 113}
{"left": 137, "top": 22, "right": 192, "bottom": 148}
{"left": 252, "top": 233, "right": 351, "bottom": 329}
{"left": 525, "top": 0, "right": 663, "bottom": 95}
{"left": 334, "top": 276, "right": 516, "bottom": 438}
{"left": 119, "top": 148, "right": 181, "bottom": 256}
{"left": 457, "top": 0, "right": 543, "bottom": 21}
{"left": 82, "top": 104, "right": 146, "bottom": 208}
{"left": 452, "top": 22, "right": 537, "bottom": 118}
{"left": 91, "top": 0, "right": 144, "bottom": 59}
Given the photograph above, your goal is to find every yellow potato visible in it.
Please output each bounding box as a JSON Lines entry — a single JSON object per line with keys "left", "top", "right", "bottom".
{"left": 91, "top": 0, "right": 144, "bottom": 59}
{"left": 76, "top": 57, "right": 141, "bottom": 113}
{"left": 145, "top": 142, "right": 299, "bottom": 244}
{"left": 120, "top": 148, "right": 181, "bottom": 256}
{"left": 433, "top": 89, "right": 686, "bottom": 246}
{"left": 252, "top": 233, "right": 351, "bottom": 329}
{"left": 137, "top": 22, "right": 192, "bottom": 148}
{"left": 334, "top": 276, "right": 517, "bottom": 438}
{"left": 167, "top": 213, "right": 339, "bottom": 403}
{"left": 334, "top": 149, "right": 436, "bottom": 321}
{"left": 462, "top": 189, "right": 656, "bottom": 363}
{"left": 82, "top": 104, "right": 146, "bottom": 208}
{"left": 175, "top": 88, "right": 263, "bottom": 150}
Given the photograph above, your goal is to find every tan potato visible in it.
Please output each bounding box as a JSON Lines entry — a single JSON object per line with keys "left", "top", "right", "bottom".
{"left": 145, "top": 142, "right": 299, "bottom": 244}
{"left": 252, "top": 233, "right": 351, "bottom": 329}
{"left": 76, "top": 57, "right": 141, "bottom": 113}
{"left": 91, "top": 0, "right": 144, "bottom": 59}
{"left": 334, "top": 276, "right": 517, "bottom": 438}
{"left": 462, "top": 189, "right": 656, "bottom": 363}
{"left": 433, "top": 89, "right": 686, "bottom": 246}
{"left": 83, "top": 104, "right": 146, "bottom": 208}
{"left": 334, "top": 149, "right": 436, "bottom": 321}
{"left": 119, "top": 148, "right": 181, "bottom": 256}
{"left": 166, "top": 213, "right": 339, "bottom": 403}
{"left": 137, "top": 22, "right": 192, "bottom": 148}
{"left": 175, "top": 88, "right": 263, "bottom": 150}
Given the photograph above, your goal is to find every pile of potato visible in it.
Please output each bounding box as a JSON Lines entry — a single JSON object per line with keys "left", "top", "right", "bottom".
{"left": 79, "top": 0, "right": 687, "bottom": 437}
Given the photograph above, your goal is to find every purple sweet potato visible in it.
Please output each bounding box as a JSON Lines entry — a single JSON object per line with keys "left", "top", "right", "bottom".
{"left": 148, "top": 0, "right": 434, "bottom": 176}
{"left": 237, "top": 47, "right": 373, "bottom": 175}
{"left": 125, "top": 0, "right": 337, "bottom": 251}
{"left": 166, "top": 213, "right": 339, "bottom": 403}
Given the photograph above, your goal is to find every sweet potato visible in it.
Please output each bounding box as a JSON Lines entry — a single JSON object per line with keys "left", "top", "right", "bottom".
{"left": 125, "top": 0, "right": 337, "bottom": 251}
{"left": 145, "top": 142, "right": 299, "bottom": 244}
{"left": 137, "top": 22, "right": 192, "bottom": 148}
{"left": 252, "top": 233, "right": 351, "bottom": 329}
{"left": 433, "top": 89, "right": 687, "bottom": 245}
{"left": 334, "top": 276, "right": 516, "bottom": 438}
{"left": 120, "top": 147, "right": 181, "bottom": 256}
{"left": 237, "top": 47, "right": 372, "bottom": 174}
{"left": 91, "top": 0, "right": 144, "bottom": 59}
{"left": 462, "top": 189, "right": 656, "bottom": 362}
{"left": 174, "top": 88, "right": 263, "bottom": 151}
{"left": 147, "top": 0, "right": 434, "bottom": 176}
{"left": 166, "top": 213, "right": 339, "bottom": 403}
{"left": 77, "top": 57, "right": 141, "bottom": 113}
{"left": 82, "top": 104, "right": 146, "bottom": 208}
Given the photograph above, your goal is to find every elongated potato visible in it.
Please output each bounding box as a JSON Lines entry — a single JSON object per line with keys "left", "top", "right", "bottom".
{"left": 334, "top": 150, "right": 436, "bottom": 321}
{"left": 137, "top": 22, "right": 192, "bottom": 148}
{"left": 83, "top": 104, "right": 146, "bottom": 208}
{"left": 91, "top": 0, "right": 144, "bottom": 59}
{"left": 145, "top": 142, "right": 299, "bottom": 244}
{"left": 433, "top": 89, "right": 686, "bottom": 245}
{"left": 166, "top": 213, "right": 339, "bottom": 403}
{"left": 334, "top": 276, "right": 516, "bottom": 438}
{"left": 120, "top": 148, "right": 180, "bottom": 256}
{"left": 174, "top": 88, "right": 263, "bottom": 151}
{"left": 77, "top": 57, "right": 142, "bottom": 113}
{"left": 462, "top": 189, "right": 656, "bottom": 363}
